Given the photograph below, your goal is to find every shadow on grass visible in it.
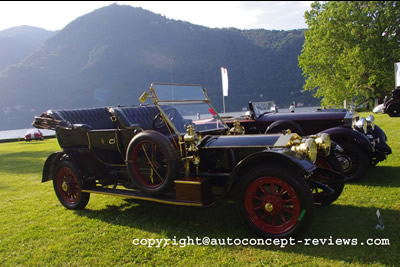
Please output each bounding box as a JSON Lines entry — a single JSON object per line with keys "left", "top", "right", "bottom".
{"left": 351, "top": 166, "right": 400, "bottom": 187}
{"left": 74, "top": 198, "right": 399, "bottom": 265}
{"left": 0, "top": 180, "right": 8, "bottom": 190}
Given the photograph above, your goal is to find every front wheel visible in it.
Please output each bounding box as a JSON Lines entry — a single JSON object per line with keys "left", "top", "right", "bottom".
{"left": 238, "top": 165, "right": 314, "bottom": 239}
{"left": 386, "top": 103, "right": 400, "bottom": 117}
{"left": 335, "top": 140, "right": 368, "bottom": 182}
{"left": 307, "top": 154, "right": 344, "bottom": 206}
{"left": 53, "top": 160, "right": 90, "bottom": 209}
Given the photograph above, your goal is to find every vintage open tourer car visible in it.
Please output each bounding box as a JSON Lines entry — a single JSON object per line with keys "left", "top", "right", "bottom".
{"left": 33, "top": 83, "right": 344, "bottom": 239}
{"left": 24, "top": 129, "right": 44, "bottom": 141}
{"left": 225, "top": 101, "right": 392, "bottom": 181}
{"left": 382, "top": 88, "right": 400, "bottom": 117}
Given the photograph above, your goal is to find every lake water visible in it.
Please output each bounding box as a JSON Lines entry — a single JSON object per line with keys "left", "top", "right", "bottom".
{"left": 0, "top": 106, "right": 320, "bottom": 140}
{"left": 0, "top": 128, "right": 55, "bottom": 140}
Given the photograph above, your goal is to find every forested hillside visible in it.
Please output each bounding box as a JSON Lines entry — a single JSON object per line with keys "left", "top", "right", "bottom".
{"left": 0, "top": 26, "right": 54, "bottom": 70}
{"left": 0, "top": 4, "right": 316, "bottom": 130}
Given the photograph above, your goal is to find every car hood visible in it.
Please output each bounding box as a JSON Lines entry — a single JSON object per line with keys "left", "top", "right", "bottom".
{"left": 257, "top": 111, "right": 349, "bottom": 122}
{"left": 199, "top": 134, "right": 290, "bottom": 148}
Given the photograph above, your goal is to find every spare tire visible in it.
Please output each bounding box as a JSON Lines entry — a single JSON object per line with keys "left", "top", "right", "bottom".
{"left": 126, "top": 130, "right": 179, "bottom": 196}
{"left": 265, "top": 120, "right": 304, "bottom": 136}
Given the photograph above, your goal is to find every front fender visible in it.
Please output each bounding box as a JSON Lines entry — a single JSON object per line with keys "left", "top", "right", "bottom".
{"left": 321, "top": 126, "right": 373, "bottom": 153}
{"left": 372, "top": 125, "right": 392, "bottom": 155}
{"left": 383, "top": 98, "right": 399, "bottom": 113}
{"left": 226, "top": 148, "right": 315, "bottom": 192}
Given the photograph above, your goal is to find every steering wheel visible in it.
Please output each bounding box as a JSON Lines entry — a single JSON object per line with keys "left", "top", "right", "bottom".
{"left": 152, "top": 109, "right": 177, "bottom": 131}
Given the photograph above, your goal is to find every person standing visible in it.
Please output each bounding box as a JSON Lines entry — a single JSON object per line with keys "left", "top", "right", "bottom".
{"left": 289, "top": 103, "right": 295, "bottom": 113}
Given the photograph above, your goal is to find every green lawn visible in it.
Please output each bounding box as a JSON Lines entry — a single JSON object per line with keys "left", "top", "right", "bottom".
{"left": 0, "top": 112, "right": 399, "bottom": 266}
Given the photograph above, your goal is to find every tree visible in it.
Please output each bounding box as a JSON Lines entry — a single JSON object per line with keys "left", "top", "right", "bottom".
{"left": 298, "top": 1, "right": 400, "bottom": 107}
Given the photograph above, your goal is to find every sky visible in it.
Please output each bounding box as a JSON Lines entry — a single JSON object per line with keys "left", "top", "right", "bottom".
{"left": 0, "top": 1, "right": 314, "bottom": 32}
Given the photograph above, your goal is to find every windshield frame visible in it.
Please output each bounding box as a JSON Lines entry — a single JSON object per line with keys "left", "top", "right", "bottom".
{"left": 147, "top": 82, "right": 229, "bottom": 136}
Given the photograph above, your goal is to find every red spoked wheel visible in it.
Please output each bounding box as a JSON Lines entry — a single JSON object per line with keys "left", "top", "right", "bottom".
{"left": 53, "top": 160, "right": 90, "bottom": 209}
{"left": 244, "top": 177, "right": 301, "bottom": 234}
{"left": 126, "top": 130, "right": 179, "bottom": 196}
{"left": 239, "top": 166, "right": 314, "bottom": 238}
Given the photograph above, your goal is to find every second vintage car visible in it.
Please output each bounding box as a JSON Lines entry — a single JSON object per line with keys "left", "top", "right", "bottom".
{"left": 33, "top": 83, "right": 343, "bottom": 239}
{"left": 382, "top": 88, "right": 400, "bottom": 117}
{"left": 225, "top": 101, "right": 392, "bottom": 181}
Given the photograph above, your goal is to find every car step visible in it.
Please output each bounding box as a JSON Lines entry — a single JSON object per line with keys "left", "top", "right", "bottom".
{"left": 82, "top": 187, "right": 206, "bottom": 207}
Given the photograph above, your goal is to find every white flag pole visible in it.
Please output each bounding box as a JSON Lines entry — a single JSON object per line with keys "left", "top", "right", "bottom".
{"left": 221, "top": 67, "right": 229, "bottom": 114}
{"left": 222, "top": 92, "right": 226, "bottom": 114}
{"left": 395, "top": 62, "right": 400, "bottom": 88}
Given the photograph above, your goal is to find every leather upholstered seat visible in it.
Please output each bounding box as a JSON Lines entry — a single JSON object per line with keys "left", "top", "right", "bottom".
{"left": 110, "top": 105, "right": 191, "bottom": 133}
{"left": 109, "top": 105, "right": 160, "bottom": 130}
{"left": 47, "top": 107, "right": 114, "bottom": 130}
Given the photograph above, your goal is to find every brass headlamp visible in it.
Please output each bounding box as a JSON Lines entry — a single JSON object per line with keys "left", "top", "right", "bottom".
{"left": 289, "top": 137, "right": 318, "bottom": 163}
{"left": 314, "top": 133, "right": 331, "bottom": 157}
{"left": 355, "top": 117, "right": 367, "bottom": 134}
{"left": 366, "top": 115, "right": 375, "bottom": 131}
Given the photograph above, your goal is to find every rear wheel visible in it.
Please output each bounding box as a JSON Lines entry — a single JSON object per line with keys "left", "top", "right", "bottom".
{"left": 238, "top": 165, "right": 314, "bottom": 238}
{"left": 53, "top": 160, "right": 90, "bottom": 209}
{"left": 265, "top": 120, "right": 304, "bottom": 136}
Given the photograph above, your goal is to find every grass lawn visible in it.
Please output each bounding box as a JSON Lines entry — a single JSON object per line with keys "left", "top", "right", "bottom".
{"left": 0, "top": 112, "right": 399, "bottom": 266}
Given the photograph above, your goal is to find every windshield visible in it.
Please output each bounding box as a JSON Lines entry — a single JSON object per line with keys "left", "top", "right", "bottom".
{"left": 252, "top": 101, "right": 276, "bottom": 117}
{"left": 151, "top": 83, "right": 227, "bottom": 134}
{"left": 153, "top": 83, "right": 207, "bottom": 101}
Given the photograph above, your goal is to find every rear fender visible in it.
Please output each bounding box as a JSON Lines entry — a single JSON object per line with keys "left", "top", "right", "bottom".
{"left": 321, "top": 126, "right": 373, "bottom": 153}
{"left": 42, "top": 151, "right": 89, "bottom": 182}
{"left": 226, "top": 149, "right": 315, "bottom": 192}
{"left": 42, "top": 152, "right": 68, "bottom": 182}
{"left": 265, "top": 120, "right": 304, "bottom": 136}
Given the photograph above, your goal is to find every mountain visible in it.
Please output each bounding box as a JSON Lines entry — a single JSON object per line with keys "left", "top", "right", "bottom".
{"left": 0, "top": 4, "right": 316, "bottom": 130}
{"left": 0, "top": 25, "right": 54, "bottom": 70}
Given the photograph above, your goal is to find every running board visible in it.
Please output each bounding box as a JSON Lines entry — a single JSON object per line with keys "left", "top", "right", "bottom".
{"left": 82, "top": 187, "right": 205, "bottom": 207}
